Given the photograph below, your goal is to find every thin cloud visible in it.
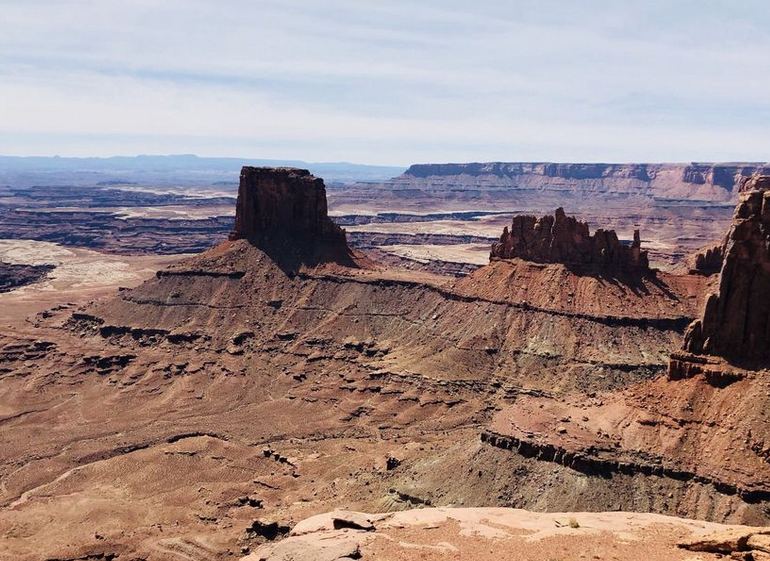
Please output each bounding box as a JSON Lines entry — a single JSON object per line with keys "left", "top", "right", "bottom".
{"left": 0, "top": 1, "right": 769, "bottom": 164}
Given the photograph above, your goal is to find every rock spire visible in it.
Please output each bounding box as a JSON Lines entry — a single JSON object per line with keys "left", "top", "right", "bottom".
{"left": 490, "top": 207, "right": 649, "bottom": 272}
{"left": 678, "top": 175, "right": 770, "bottom": 365}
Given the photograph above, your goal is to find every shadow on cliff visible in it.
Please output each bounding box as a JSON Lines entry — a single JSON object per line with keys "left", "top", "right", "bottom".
{"left": 562, "top": 263, "right": 679, "bottom": 300}
{"left": 245, "top": 234, "right": 364, "bottom": 276}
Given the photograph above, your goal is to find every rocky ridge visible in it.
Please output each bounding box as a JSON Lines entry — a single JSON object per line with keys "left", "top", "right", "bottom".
{"left": 668, "top": 175, "right": 770, "bottom": 384}
{"left": 689, "top": 244, "right": 725, "bottom": 275}
{"left": 0, "top": 262, "right": 54, "bottom": 292}
{"left": 478, "top": 177, "right": 770, "bottom": 525}
{"left": 490, "top": 207, "right": 648, "bottom": 272}
{"left": 398, "top": 162, "right": 770, "bottom": 201}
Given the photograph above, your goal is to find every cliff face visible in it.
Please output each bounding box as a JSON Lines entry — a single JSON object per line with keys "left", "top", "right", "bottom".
{"left": 398, "top": 162, "right": 770, "bottom": 201}
{"left": 230, "top": 167, "right": 346, "bottom": 243}
{"left": 689, "top": 244, "right": 725, "bottom": 275}
{"left": 406, "top": 162, "right": 652, "bottom": 181}
{"left": 679, "top": 175, "right": 770, "bottom": 365}
{"left": 490, "top": 207, "right": 649, "bottom": 272}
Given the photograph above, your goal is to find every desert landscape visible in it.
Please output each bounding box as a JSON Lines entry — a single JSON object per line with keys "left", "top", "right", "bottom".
{"left": 1, "top": 161, "right": 770, "bottom": 561}
{"left": 4, "top": 2, "right": 770, "bottom": 559}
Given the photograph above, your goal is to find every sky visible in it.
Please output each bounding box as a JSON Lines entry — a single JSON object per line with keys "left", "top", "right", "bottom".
{"left": 1, "top": 0, "right": 769, "bottom": 165}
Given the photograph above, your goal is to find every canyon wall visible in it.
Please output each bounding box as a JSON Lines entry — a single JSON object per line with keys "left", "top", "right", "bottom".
{"left": 393, "top": 162, "right": 770, "bottom": 201}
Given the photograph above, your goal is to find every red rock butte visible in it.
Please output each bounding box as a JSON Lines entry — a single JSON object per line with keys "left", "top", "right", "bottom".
{"left": 228, "top": 166, "right": 360, "bottom": 268}
{"left": 490, "top": 207, "right": 649, "bottom": 273}
{"left": 230, "top": 166, "right": 346, "bottom": 244}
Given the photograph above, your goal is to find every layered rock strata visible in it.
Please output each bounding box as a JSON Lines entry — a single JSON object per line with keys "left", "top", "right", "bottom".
{"left": 0, "top": 262, "right": 54, "bottom": 292}
{"left": 490, "top": 207, "right": 649, "bottom": 272}
{"left": 671, "top": 175, "right": 770, "bottom": 376}
{"left": 398, "top": 162, "right": 770, "bottom": 201}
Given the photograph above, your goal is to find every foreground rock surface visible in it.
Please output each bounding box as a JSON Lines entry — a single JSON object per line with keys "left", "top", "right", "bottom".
{"left": 491, "top": 207, "right": 649, "bottom": 272}
{"left": 245, "top": 507, "right": 757, "bottom": 561}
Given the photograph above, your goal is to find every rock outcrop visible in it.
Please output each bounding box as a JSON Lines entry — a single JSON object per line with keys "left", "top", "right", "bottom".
{"left": 244, "top": 507, "right": 754, "bottom": 561}
{"left": 689, "top": 244, "right": 725, "bottom": 275}
{"left": 490, "top": 208, "right": 649, "bottom": 272}
{"left": 0, "top": 262, "right": 54, "bottom": 292}
{"left": 230, "top": 167, "right": 346, "bottom": 244}
{"left": 228, "top": 167, "right": 356, "bottom": 268}
{"left": 671, "top": 175, "right": 770, "bottom": 374}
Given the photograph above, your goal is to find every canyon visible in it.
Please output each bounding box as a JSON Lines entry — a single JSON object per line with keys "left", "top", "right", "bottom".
{"left": 2, "top": 164, "right": 770, "bottom": 560}
{"left": 4, "top": 160, "right": 769, "bottom": 275}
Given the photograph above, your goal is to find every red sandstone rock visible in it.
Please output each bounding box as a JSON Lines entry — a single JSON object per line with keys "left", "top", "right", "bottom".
{"left": 675, "top": 175, "right": 770, "bottom": 368}
{"left": 490, "top": 207, "right": 649, "bottom": 272}
{"left": 689, "top": 244, "right": 724, "bottom": 275}
{"left": 230, "top": 167, "right": 346, "bottom": 244}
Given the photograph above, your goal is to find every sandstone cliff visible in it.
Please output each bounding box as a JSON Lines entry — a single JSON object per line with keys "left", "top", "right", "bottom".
{"left": 490, "top": 207, "right": 649, "bottom": 272}
{"left": 230, "top": 167, "right": 346, "bottom": 244}
{"left": 394, "top": 162, "right": 770, "bottom": 202}
{"left": 229, "top": 166, "right": 357, "bottom": 268}
{"left": 677, "top": 175, "right": 770, "bottom": 366}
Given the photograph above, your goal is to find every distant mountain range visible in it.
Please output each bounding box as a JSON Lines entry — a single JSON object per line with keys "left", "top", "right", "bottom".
{"left": 0, "top": 154, "right": 405, "bottom": 185}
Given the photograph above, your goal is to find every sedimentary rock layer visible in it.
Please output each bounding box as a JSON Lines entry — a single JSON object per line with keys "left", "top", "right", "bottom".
{"left": 490, "top": 207, "right": 648, "bottom": 272}
{"left": 398, "top": 162, "right": 770, "bottom": 201}
{"left": 0, "top": 262, "right": 54, "bottom": 292}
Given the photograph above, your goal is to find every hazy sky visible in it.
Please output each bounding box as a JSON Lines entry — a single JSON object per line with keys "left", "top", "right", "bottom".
{"left": 1, "top": 0, "right": 769, "bottom": 165}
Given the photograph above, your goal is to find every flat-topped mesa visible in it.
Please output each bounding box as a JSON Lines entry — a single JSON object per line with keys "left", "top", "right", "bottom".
{"left": 673, "top": 175, "right": 770, "bottom": 371}
{"left": 229, "top": 167, "right": 346, "bottom": 245}
{"left": 490, "top": 207, "right": 649, "bottom": 273}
